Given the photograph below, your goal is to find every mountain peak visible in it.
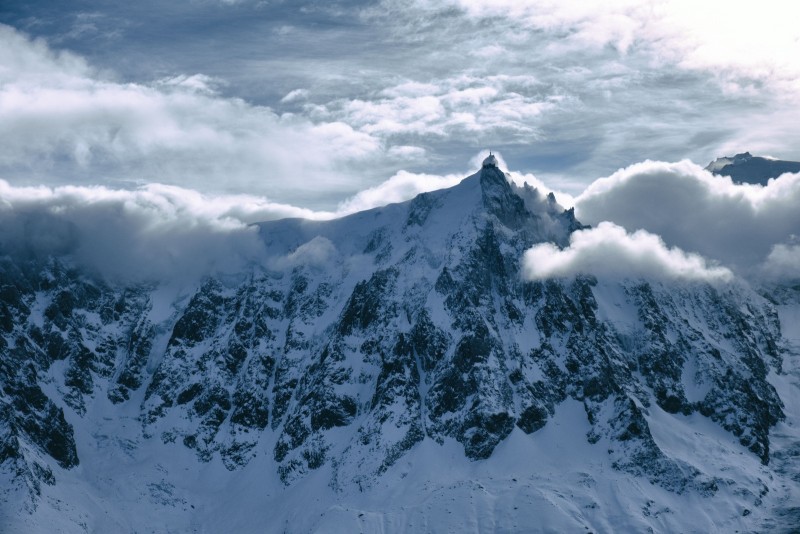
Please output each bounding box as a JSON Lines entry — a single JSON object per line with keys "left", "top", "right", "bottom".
{"left": 706, "top": 152, "right": 800, "bottom": 185}
{"left": 2, "top": 153, "right": 798, "bottom": 533}
{"left": 477, "top": 165, "right": 530, "bottom": 230}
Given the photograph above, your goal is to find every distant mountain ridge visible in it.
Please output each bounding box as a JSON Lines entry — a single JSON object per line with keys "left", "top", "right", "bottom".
{"left": 706, "top": 152, "right": 800, "bottom": 185}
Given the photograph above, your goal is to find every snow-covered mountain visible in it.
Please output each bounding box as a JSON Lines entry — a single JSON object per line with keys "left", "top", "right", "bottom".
{"left": 2, "top": 162, "right": 799, "bottom": 532}
{"left": 706, "top": 152, "right": 800, "bottom": 185}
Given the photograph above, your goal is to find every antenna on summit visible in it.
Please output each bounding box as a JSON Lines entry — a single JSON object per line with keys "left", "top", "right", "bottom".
{"left": 482, "top": 151, "right": 498, "bottom": 168}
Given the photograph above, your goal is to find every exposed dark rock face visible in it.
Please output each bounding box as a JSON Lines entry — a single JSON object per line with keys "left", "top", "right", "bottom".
{"left": 0, "top": 166, "right": 789, "bottom": 506}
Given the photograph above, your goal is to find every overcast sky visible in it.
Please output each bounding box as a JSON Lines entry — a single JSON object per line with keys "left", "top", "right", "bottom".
{"left": 3, "top": 0, "right": 800, "bottom": 205}
{"left": 1, "top": 1, "right": 799, "bottom": 282}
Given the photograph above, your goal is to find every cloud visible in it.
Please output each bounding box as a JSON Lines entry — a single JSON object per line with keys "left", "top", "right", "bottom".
{"left": 268, "top": 236, "right": 339, "bottom": 271}
{"left": 0, "top": 24, "right": 386, "bottom": 205}
{"left": 522, "top": 221, "right": 733, "bottom": 282}
{"left": 470, "top": 44, "right": 507, "bottom": 59}
{"left": 309, "top": 75, "right": 556, "bottom": 141}
{"left": 0, "top": 152, "right": 493, "bottom": 283}
{"left": 3, "top": 22, "right": 575, "bottom": 206}
{"left": 336, "top": 150, "right": 574, "bottom": 214}
{"left": 3, "top": 7, "right": 799, "bottom": 290}
{"left": 761, "top": 244, "right": 800, "bottom": 282}
{"left": 574, "top": 160, "right": 800, "bottom": 278}
{"left": 8, "top": 1, "right": 800, "bottom": 205}
{"left": 280, "top": 88, "right": 309, "bottom": 103}
{"left": 0, "top": 179, "right": 340, "bottom": 283}
{"left": 6, "top": 149, "right": 794, "bottom": 288}
{"left": 0, "top": 147, "right": 578, "bottom": 283}
{"left": 336, "top": 170, "right": 464, "bottom": 214}
{"left": 431, "top": 0, "right": 800, "bottom": 86}
{"left": 360, "top": 1, "right": 800, "bottom": 187}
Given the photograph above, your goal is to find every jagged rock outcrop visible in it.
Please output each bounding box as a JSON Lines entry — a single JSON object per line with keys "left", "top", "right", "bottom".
{"left": 0, "top": 164, "right": 795, "bottom": 530}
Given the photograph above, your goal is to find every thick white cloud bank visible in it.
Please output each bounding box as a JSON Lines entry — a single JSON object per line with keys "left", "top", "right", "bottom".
{"left": 1, "top": 157, "right": 796, "bottom": 286}
{"left": 574, "top": 160, "right": 800, "bottom": 278}
{"left": 0, "top": 179, "right": 340, "bottom": 283}
{"left": 523, "top": 221, "right": 733, "bottom": 282}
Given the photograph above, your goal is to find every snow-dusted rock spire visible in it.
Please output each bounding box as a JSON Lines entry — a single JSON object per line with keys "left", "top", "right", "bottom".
{"left": 482, "top": 152, "right": 498, "bottom": 168}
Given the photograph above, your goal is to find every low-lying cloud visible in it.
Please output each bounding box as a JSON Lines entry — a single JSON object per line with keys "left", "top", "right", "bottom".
{"left": 336, "top": 170, "right": 464, "bottom": 214}
{"left": 761, "top": 244, "right": 800, "bottom": 282}
{"left": 0, "top": 179, "right": 339, "bottom": 283}
{"left": 0, "top": 152, "right": 575, "bottom": 284}
{"left": 574, "top": 160, "right": 800, "bottom": 277}
{"left": 336, "top": 150, "right": 575, "bottom": 214}
{"left": 2, "top": 149, "right": 797, "bottom": 287}
{"left": 0, "top": 162, "right": 495, "bottom": 283}
{"left": 268, "top": 236, "right": 339, "bottom": 271}
{"left": 522, "top": 221, "right": 733, "bottom": 282}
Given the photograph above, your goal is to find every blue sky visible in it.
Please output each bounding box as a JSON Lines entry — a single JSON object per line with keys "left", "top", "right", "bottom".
{"left": 1, "top": 0, "right": 800, "bottom": 208}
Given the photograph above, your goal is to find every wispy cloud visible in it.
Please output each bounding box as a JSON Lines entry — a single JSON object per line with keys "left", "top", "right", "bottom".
{"left": 336, "top": 170, "right": 464, "bottom": 214}
{"left": 308, "top": 75, "right": 557, "bottom": 141}
{"left": 337, "top": 149, "right": 574, "bottom": 214}
{"left": 431, "top": 0, "right": 800, "bottom": 86}
{"left": 267, "top": 236, "right": 339, "bottom": 271}
{"left": 5, "top": 1, "right": 800, "bottom": 200}
{"left": 280, "top": 88, "right": 309, "bottom": 104}
{"left": 360, "top": 0, "right": 800, "bottom": 186}
{"left": 0, "top": 24, "right": 391, "bottom": 206}
{"left": 762, "top": 244, "right": 800, "bottom": 282}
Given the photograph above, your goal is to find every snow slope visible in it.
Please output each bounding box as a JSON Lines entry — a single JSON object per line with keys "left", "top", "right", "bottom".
{"left": 1, "top": 166, "right": 799, "bottom": 533}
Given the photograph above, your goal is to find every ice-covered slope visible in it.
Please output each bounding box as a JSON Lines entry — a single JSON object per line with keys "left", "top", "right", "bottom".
{"left": 1, "top": 165, "right": 799, "bottom": 532}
